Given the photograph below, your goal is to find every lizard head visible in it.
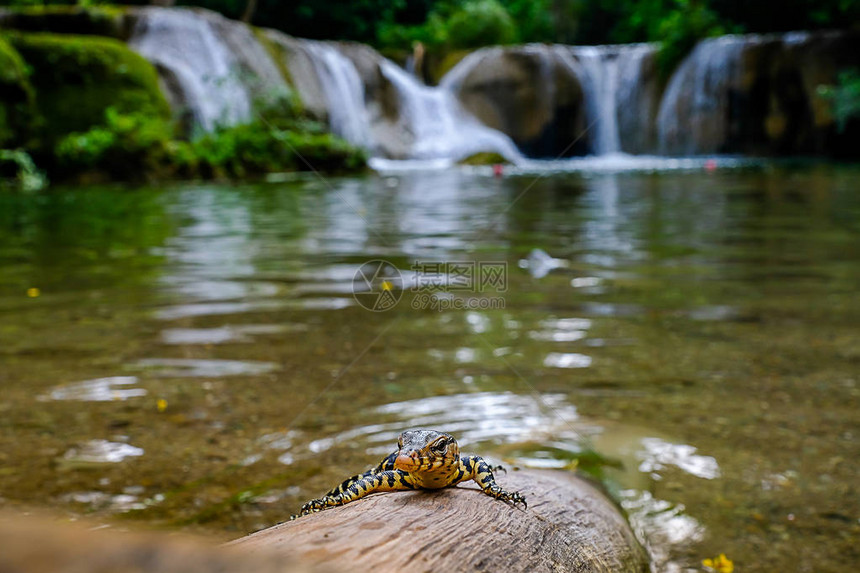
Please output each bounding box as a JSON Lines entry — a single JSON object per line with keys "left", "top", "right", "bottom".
{"left": 393, "top": 429, "right": 460, "bottom": 473}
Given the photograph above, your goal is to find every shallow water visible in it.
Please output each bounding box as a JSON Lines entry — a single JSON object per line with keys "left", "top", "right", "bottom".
{"left": 1, "top": 165, "right": 858, "bottom": 571}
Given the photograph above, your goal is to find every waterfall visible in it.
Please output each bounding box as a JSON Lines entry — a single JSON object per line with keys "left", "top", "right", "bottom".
{"left": 300, "top": 42, "right": 373, "bottom": 149}
{"left": 122, "top": 8, "right": 846, "bottom": 162}
{"left": 567, "top": 44, "right": 656, "bottom": 155}
{"left": 656, "top": 36, "right": 750, "bottom": 155}
{"left": 379, "top": 60, "right": 523, "bottom": 162}
{"left": 572, "top": 46, "right": 622, "bottom": 154}
{"left": 129, "top": 8, "right": 253, "bottom": 132}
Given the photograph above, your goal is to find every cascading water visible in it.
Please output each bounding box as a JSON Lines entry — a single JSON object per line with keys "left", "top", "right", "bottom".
{"left": 656, "top": 35, "right": 750, "bottom": 155}
{"left": 300, "top": 42, "right": 373, "bottom": 149}
{"left": 571, "top": 46, "right": 622, "bottom": 154}
{"left": 378, "top": 60, "right": 523, "bottom": 163}
{"left": 125, "top": 8, "right": 843, "bottom": 164}
{"left": 566, "top": 44, "right": 657, "bottom": 155}
{"left": 129, "top": 8, "right": 253, "bottom": 132}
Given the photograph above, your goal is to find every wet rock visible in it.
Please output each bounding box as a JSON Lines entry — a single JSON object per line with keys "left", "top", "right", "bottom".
{"left": 444, "top": 45, "right": 589, "bottom": 157}
{"left": 657, "top": 30, "right": 860, "bottom": 157}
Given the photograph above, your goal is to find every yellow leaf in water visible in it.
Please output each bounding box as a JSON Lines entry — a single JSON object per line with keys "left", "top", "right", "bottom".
{"left": 157, "top": 399, "right": 168, "bottom": 413}
{"left": 703, "top": 553, "right": 734, "bottom": 573}
{"left": 26, "top": 288, "right": 40, "bottom": 298}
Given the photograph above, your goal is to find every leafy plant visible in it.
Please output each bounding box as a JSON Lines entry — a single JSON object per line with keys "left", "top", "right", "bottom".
{"left": 55, "top": 107, "right": 173, "bottom": 177}
{"left": 444, "top": 0, "right": 516, "bottom": 49}
{"left": 655, "top": 0, "right": 725, "bottom": 78}
{"left": 818, "top": 69, "right": 860, "bottom": 133}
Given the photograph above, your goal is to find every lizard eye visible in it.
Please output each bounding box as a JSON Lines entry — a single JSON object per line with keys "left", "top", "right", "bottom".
{"left": 431, "top": 440, "right": 448, "bottom": 454}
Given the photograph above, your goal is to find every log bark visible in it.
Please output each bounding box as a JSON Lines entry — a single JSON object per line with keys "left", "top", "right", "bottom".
{"left": 0, "top": 512, "right": 334, "bottom": 573}
{"left": 232, "top": 469, "right": 649, "bottom": 573}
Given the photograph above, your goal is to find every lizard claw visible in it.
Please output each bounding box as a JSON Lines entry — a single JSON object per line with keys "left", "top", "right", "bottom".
{"left": 297, "top": 495, "right": 341, "bottom": 517}
{"left": 500, "top": 490, "right": 527, "bottom": 509}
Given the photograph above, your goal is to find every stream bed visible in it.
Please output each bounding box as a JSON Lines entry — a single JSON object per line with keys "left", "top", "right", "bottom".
{"left": 1, "top": 163, "right": 858, "bottom": 571}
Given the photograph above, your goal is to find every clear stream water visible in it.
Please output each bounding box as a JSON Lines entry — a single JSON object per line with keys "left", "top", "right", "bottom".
{"left": 1, "top": 164, "right": 858, "bottom": 571}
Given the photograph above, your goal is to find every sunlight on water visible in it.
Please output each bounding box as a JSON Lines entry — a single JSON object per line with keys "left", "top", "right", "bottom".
{"left": 154, "top": 297, "right": 352, "bottom": 320}
{"left": 61, "top": 440, "right": 144, "bottom": 465}
{"left": 543, "top": 352, "right": 593, "bottom": 368}
{"left": 160, "top": 324, "right": 297, "bottom": 345}
{"left": 637, "top": 438, "right": 721, "bottom": 480}
{"left": 621, "top": 490, "right": 705, "bottom": 573}
{"left": 133, "top": 358, "right": 280, "bottom": 377}
{"left": 39, "top": 377, "right": 147, "bottom": 402}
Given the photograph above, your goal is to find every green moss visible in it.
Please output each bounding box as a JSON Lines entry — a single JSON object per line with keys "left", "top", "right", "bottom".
{"left": 457, "top": 151, "right": 509, "bottom": 165}
{"left": 186, "top": 119, "right": 367, "bottom": 178}
{"left": 253, "top": 28, "right": 295, "bottom": 89}
{"left": 53, "top": 109, "right": 366, "bottom": 183}
{"left": 430, "top": 49, "right": 471, "bottom": 84}
{"left": 55, "top": 107, "right": 174, "bottom": 180}
{"left": 0, "top": 34, "right": 35, "bottom": 147}
{"left": 8, "top": 32, "right": 170, "bottom": 150}
{"left": 0, "top": 6, "right": 127, "bottom": 39}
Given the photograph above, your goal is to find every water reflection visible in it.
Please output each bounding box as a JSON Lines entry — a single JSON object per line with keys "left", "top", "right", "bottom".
{"left": 543, "top": 352, "right": 593, "bottom": 368}
{"left": 154, "top": 297, "right": 351, "bottom": 320}
{"left": 637, "top": 438, "right": 721, "bottom": 480}
{"left": 61, "top": 490, "right": 152, "bottom": 513}
{"left": 160, "top": 324, "right": 298, "bottom": 345}
{"left": 39, "top": 376, "right": 146, "bottom": 402}
{"left": 3, "top": 167, "right": 858, "bottom": 572}
{"left": 621, "top": 490, "right": 705, "bottom": 573}
{"left": 133, "top": 358, "right": 279, "bottom": 377}
{"left": 60, "top": 440, "right": 144, "bottom": 465}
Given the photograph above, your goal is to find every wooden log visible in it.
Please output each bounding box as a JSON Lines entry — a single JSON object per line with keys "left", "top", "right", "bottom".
{"left": 0, "top": 511, "right": 336, "bottom": 573}
{"left": 232, "top": 469, "right": 649, "bottom": 573}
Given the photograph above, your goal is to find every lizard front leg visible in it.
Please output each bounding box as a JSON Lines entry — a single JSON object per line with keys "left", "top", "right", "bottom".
{"left": 292, "top": 470, "right": 415, "bottom": 519}
{"left": 459, "top": 455, "right": 527, "bottom": 509}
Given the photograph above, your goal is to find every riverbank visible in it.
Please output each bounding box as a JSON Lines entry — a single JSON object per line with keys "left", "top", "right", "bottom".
{"left": 0, "top": 9, "right": 367, "bottom": 187}
{"left": 2, "top": 5, "right": 858, "bottom": 189}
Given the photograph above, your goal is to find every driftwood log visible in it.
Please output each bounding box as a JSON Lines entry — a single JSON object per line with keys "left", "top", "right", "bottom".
{"left": 233, "top": 469, "right": 649, "bottom": 573}
{"left": 0, "top": 512, "right": 334, "bottom": 573}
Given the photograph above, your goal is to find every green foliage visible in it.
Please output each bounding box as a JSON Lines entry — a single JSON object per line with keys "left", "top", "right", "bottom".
{"left": 0, "top": 5, "right": 126, "bottom": 37}
{"left": 655, "top": 0, "right": 725, "bottom": 77}
{"left": 186, "top": 118, "right": 367, "bottom": 178}
{"left": 444, "top": 0, "right": 516, "bottom": 49}
{"left": 819, "top": 69, "right": 860, "bottom": 133}
{"left": 0, "top": 34, "right": 35, "bottom": 147}
{"left": 53, "top": 106, "right": 366, "bottom": 181}
{"left": 7, "top": 32, "right": 170, "bottom": 151}
{"left": 502, "top": 0, "right": 554, "bottom": 43}
{"left": 56, "top": 107, "right": 173, "bottom": 177}
{"left": 2, "top": 0, "right": 856, "bottom": 50}
{"left": 377, "top": 11, "right": 448, "bottom": 49}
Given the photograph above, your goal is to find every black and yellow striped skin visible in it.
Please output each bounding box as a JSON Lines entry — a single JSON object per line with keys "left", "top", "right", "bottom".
{"left": 292, "top": 429, "right": 526, "bottom": 518}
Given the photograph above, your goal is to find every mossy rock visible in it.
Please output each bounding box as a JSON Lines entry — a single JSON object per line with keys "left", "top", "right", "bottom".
{"left": 429, "top": 49, "right": 472, "bottom": 84}
{"left": 0, "top": 6, "right": 127, "bottom": 39}
{"left": 457, "top": 151, "right": 510, "bottom": 165}
{"left": 0, "top": 34, "right": 35, "bottom": 147}
{"left": 8, "top": 32, "right": 170, "bottom": 151}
